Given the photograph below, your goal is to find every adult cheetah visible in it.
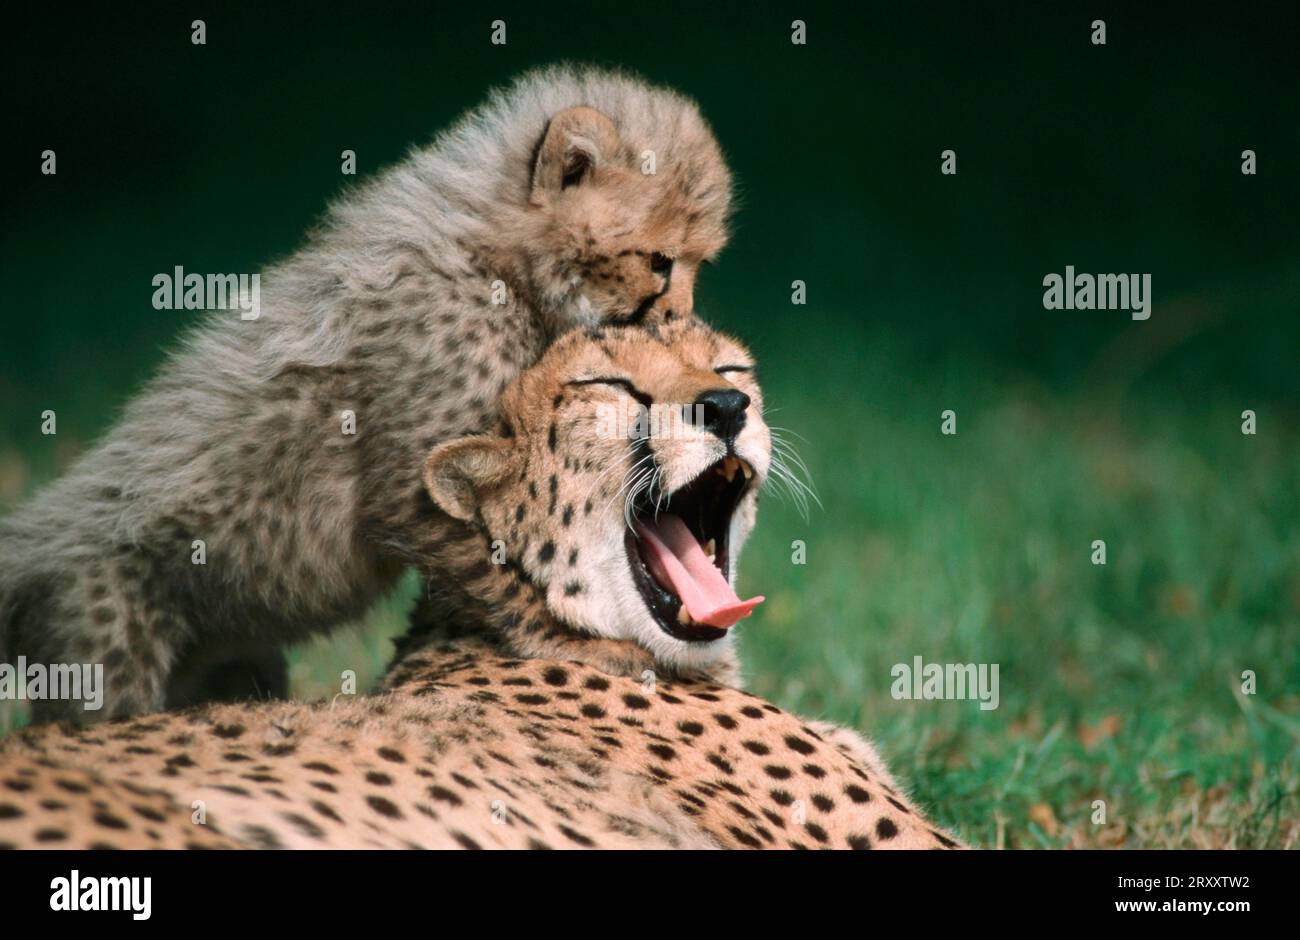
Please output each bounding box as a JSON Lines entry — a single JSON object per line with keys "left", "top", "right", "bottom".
{"left": 0, "top": 321, "right": 961, "bottom": 850}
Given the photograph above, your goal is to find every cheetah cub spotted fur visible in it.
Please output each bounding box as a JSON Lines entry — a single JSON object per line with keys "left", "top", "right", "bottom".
{"left": 0, "top": 64, "right": 731, "bottom": 722}
{"left": 0, "top": 323, "right": 961, "bottom": 850}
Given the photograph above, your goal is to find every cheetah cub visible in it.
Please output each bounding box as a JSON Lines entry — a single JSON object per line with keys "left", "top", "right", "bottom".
{"left": 0, "top": 321, "right": 961, "bottom": 850}
{"left": 0, "top": 64, "right": 732, "bottom": 722}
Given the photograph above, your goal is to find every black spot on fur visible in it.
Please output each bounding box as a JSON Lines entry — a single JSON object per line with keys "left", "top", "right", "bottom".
{"left": 784, "top": 735, "right": 816, "bottom": 755}
{"left": 94, "top": 811, "right": 129, "bottom": 830}
{"left": 558, "top": 825, "right": 594, "bottom": 847}
{"left": 707, "top": 754, "right": 734, "bottom": 775}
{"left": 283, "top": 813, "right": 326, "bottom": 839}
{"left": 131, "top": 805, "right": 167, "bottom": 823}
{"left": 366, "top": 795, "right": 403, "bottom": 819}
{"left": 451, "top": 830, "right": 482, "bottom": 849}
{"left": 845, "top": 784, "right": 872, "bottom": 803}
{"left": 727, "top": 826, "right": 763, "bottom": 848}
{"left": 240, "top": 826, "right": 284, "bottom": 849}
{"left": 428, "top": 785, "right": 464, "bottom": 807}
{"left": 311, "top": 801, "right": 343, "bottom": 823}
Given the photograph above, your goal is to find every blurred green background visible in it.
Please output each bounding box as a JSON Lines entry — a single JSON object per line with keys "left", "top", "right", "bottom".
{"left": 3, "top": 2, "right": 1297, "bottom": 847}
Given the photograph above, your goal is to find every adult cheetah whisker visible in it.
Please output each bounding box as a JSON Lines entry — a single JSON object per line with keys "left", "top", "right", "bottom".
{"left": 597, "top": 456, "right": 655, "bottom": 526}
{"left": 620, "top": 465, "right": 659, "bottom": 531}
{"left": 649, "top": 464, "right": 669, "bottom": 518}
{"left": 766, "top": 428, "right": 819, "bottom": 520}
{"left": 581, "top": 450, "right": 654, "bottom": 513}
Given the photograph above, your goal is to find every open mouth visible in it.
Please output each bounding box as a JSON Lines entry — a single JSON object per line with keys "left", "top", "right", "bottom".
{"left": 625, "top": 455, "right": 765, "bottom": 643}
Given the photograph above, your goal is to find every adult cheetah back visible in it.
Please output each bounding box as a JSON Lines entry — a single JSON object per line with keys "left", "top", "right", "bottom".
{"left": 0, "top": 756, "right": 241, "bottom": 850}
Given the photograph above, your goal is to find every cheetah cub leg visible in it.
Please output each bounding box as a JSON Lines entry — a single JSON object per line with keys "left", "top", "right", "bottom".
{"left": 17, "top": 561, "right": 183, "bottom": 724}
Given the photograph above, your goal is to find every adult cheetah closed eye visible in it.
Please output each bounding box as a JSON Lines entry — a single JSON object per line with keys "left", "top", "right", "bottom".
{"left": 0, "top": 320, "right": 962, "bottom": 850}
{"left": 0, "top": 64, "right": 733, "bottom": 723}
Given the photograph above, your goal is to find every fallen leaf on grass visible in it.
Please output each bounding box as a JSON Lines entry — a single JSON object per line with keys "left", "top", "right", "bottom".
{"left": 1028, "top": 802, "right": 1059, "bottom": 837}
{"left": 1078, "top": 713, "right": 1123, "bottom": 749}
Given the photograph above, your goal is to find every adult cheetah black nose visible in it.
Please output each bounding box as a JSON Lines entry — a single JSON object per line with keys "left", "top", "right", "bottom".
{"left": 694, "top": 388, "right": 749, "bottom": 442}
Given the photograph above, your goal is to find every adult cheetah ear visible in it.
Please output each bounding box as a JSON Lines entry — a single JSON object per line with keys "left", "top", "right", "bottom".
{"left": 530, "top": 106, "right": 621, "bottom": 204}
{"left": 423, "top": 436, "right": 514, "bottom": 523}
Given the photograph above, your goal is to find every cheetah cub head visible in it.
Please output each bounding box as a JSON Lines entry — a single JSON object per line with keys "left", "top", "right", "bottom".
{"left": 423, "top": 319, "right": 769, "bottom": 671}
{"left": 516, "top": 89, "right": 731, "bottom": 331}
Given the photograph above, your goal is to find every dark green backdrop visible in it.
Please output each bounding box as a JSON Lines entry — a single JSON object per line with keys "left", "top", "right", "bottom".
{"left": 4, "top": 2, "right": 1298, "bottom": 449}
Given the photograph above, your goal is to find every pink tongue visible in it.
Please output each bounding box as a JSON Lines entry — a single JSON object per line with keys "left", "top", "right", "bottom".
{"left": 633, "top": 514, "right": 764, "bottom": 629}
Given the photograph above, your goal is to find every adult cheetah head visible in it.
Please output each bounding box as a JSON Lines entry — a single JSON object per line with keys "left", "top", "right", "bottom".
{"left": 423, "top": 319, "right": 768, "bottom": 671}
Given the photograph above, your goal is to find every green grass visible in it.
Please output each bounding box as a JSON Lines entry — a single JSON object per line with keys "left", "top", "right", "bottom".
{"left": 2, "top": 323, "right": 1296, "bottom": 849}
{"left": 729, "top": 323, "right": 1300, "bottom": 849}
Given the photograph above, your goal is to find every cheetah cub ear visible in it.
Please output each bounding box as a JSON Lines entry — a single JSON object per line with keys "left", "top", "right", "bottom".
{"left": 422, "top": 436, "right": 514, "bottom": 522}
{"left": 530, "top": 106, "right": 622, "bottom": 204}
